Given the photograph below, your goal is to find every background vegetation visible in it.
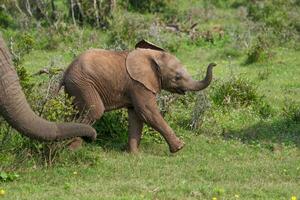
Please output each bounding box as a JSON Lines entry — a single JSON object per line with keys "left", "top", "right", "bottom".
{"left": 0, "top": 0, "right": 300, "bottom": 199}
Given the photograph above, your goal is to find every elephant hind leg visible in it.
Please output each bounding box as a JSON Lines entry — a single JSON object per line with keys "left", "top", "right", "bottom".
{"left": 65, "top": 81, "right": 104, "bottom": 125}
{"left": 77, "top": 86, "right": 104, "bottom": 125}
{"left": 65, "top": 83, "right": 104, "bottom": 150}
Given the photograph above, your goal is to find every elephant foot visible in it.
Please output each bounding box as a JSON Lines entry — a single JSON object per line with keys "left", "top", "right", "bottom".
{"left": 169, "top": 140, "right": 185, "bottom": 153}
{"left": 68, "top": 137, "right": 83, "bottom": 151}
{"left": 128, "top": 149, "right": 140, "bottom": 155}
{"left": 126, "top": 145, "right": 140, "bottom": 154}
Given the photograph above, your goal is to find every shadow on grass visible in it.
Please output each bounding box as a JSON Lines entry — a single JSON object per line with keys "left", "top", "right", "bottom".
{"left": 222, "top": 118, "right": 300, "bottom": 148}
{"left": 94, "top": 133, "right": 128, "bottom": 152}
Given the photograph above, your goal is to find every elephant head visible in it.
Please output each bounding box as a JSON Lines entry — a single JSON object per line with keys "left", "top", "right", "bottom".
{"left": 0, "top": 35, "right": 96, "bottom": 141}
{"left": 126, "top": 40, "right": 216, "bottom": 95}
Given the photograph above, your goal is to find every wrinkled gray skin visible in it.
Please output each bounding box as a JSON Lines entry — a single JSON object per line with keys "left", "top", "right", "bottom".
{"left": 0, "top": 35, "right": 96, "bottom": 141}
{"left": 60, "top": 40, "right": 216, "bottom": 153}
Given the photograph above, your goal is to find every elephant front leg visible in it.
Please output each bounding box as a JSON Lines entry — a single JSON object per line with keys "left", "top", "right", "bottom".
{"left": 132, "top": 92, "right": 184, "bottom": 153}
{"left": 127, "top": 108, "right": 144, "bottom": 154}
{"left": 143, "top": 108, "right": 184, "bottom": 153}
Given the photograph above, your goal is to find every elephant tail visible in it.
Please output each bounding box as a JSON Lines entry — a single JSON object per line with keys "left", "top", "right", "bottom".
{"left": 54, "top": 78, "right": 65, "bottom": 96}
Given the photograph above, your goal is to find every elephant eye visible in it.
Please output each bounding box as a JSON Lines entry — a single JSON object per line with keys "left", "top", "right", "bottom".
{"left": 175, "top": 74, "right": 182, "bottom": 81}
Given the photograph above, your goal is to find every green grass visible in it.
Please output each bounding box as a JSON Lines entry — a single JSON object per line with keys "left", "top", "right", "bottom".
{"left": 1, "top": 0, "right": 300, "bottom": 199}
{"left": 1, "top": 135, "right": 300, "bottom": 200}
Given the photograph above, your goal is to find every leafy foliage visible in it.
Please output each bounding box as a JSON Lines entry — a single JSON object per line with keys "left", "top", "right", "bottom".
{"left": 121, "top": 0, "right": 171, "bottom": 13}
{"left": 245, "top": 35, "right": 272, "bottom": 64}
{"left": 0, "top": 8, "right": 16, "bottom": 29}
{"left": 283, "top": 102, "right": 300, "bottom": 123}
{"left": 107, "top": 12, "right": 152, "bottom": 49}
{"left": 247, "top": 0, "right": 300, "bottom": 42}
{"left": 71, "top": 0, "right": 114, "bottom": 27}
{"left": 93, "top": 110, "right": 128, "bottom": 140}
{"left": 211, "top": 76, "right": 260, "bottom": 107}
{"left": 211, "top": 75, "right": 273, "bottom": 118}
{"left": 0, "top": 171, "right": 19, "bottom": 182}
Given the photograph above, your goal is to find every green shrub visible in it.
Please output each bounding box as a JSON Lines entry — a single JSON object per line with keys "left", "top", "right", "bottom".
{"left": 208, "top": 0, "right": 248, "bottom": 8}
{"left": 107, "top": 12, "right": 152, "bottom": 49}
{"left": 283, "top": 102, "right": 300, "bottom": 123}
{"left": 0, "top": 171, "right": 19, "bottom": 182}
{"left": 189, "top": 30, "right": 230, "bottom": 48}
{"left": 16, "top": 33, "right": 35, "bottom": 54}
{"left": 7, "top": 32, "right": 35, "bottom": 66}
{"left": 254, "top": 100, "right": 274, "bottom": 119}
{"left": 15, "top": 65, "right": 35, "bottom": 94}
{"left": 70, "top": 0, "right": 113, "bottom": 27}
{"left": 245, "top": 35, "right": 271, "bottom": 65}
{"left": 0, "top": 9, "right": 16, "bottom": 29}
{"left": 161, "top": 7, "right": 183, "bottom": 24}
{"left": 162, "top": 36, "right": 183, "bottom": 53}
{"left": 211, "top": 76, "right": 259, "bottom": 107}
{"left": 211, "top": 75, "right": 273, "bottom": 118}
{"left": 247, "top": 0, "right": 289, "bottom": 31}
{"left": 121, "top": 0, "right": 171, "bottom": 13}
{"left": 36, "top": 24, "right": 80, "bottom": 50}
{"left": 246, "top": 0, "right": 300, "bottom": 42}
{"left": 93, "top": 109, "right": 166, "bottom": 146}
{"left": 93, "top": 110, "right": 128, "bottom": 138}
{"left": 142, "top": 125, "right": 164, "bottom": 144}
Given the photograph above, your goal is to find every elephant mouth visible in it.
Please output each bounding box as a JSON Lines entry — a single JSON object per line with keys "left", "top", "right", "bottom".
{"left": 176, "top": 88, "right": 186, "bottom": 95}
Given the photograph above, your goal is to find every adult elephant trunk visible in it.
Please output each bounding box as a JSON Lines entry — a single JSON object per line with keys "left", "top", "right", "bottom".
{"left": 0, "top": 36, "right": 96, "bottom": 141}
{"left": 189, "top": 63, "right": 216, "bottom": 91}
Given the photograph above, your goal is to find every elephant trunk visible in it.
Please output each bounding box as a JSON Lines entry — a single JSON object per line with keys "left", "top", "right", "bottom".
{"left": 0, "top": 36, "right": 96, "bottom": 141}
{"left": 190, "top": 63, "right": 216, "bottom": 91}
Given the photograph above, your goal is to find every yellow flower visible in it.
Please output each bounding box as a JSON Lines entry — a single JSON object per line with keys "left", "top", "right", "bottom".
{"left": 0, "top": 189, "right": 5, "bottom": 196}
{"left": 235, "top": 194, "right": 240, "bottom": 198}
{"left": 73, "top": 171, "right": 78, "bottom": 175}
{"left": 291, "top": 196, "right": 297, "bottom": 200}
{"left": 212, "top": 197, "right": 217, "bottom": 200}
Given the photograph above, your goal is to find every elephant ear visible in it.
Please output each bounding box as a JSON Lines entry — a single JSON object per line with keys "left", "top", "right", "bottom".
{"left": 126, "top": 49, "right": 161, "bottom": 94}
{"left": 135, "top": 39, "right": 165, "bottom": 51}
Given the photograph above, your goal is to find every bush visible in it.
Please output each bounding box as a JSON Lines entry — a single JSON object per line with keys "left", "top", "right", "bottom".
{"left": 0, "top": 9, "right": 16, "bottom": 29}
{"left": 70, "top": 0, "right": 114, "bottom": 27}
{"left": 211, "top": 76, "right": 259, "bottom": 107}
{"left": 211, "top": 75, "right": 273, "bottom": 118}
{"left": 247, "top": 1, "right": 289, "bottom": 31}
{"left": 209, "top": 0, "right": 248, "bottom": 8}
{"left": 121, "top": 0, "right": 171, "bottom": 13}
{"left": 254, "top": 100, "right": 273, "bottom": 119}
{"left": 189, "top": 28, "right": 230, "bottom": 48}
{"left": 107, "top": 12, "right": 152, "bottom": 49}
{"left": 283, "top": 102, "right": 300, "bottom": 123}
{"left": 8, "top": 32, "right": 35, "bottom": 66}
{"left": 36, "top": 24, "right": 80, "bottom": 50}
{"left": 246, "top": 0, "right": 300, "bottom": 42}
{"left": 89, "top": 110, "right": 128, "bottom": 150}
{"left": 245, "top": 35, "right": 272, "bottom": 65}
{"left": 93, "top": 110, "right": 128, "bottom": 138}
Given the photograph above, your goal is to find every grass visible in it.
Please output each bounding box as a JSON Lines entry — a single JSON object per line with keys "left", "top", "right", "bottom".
{"left": 1, "top": 0, "right": 300, "bottom": 199}
{"left": 1, "top": 135, "right": 300, "bottom": 200}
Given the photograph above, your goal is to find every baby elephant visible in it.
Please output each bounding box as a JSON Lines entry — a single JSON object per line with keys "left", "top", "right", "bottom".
{"left": 59, "top": 40, "right": 216, "bottom": 153}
